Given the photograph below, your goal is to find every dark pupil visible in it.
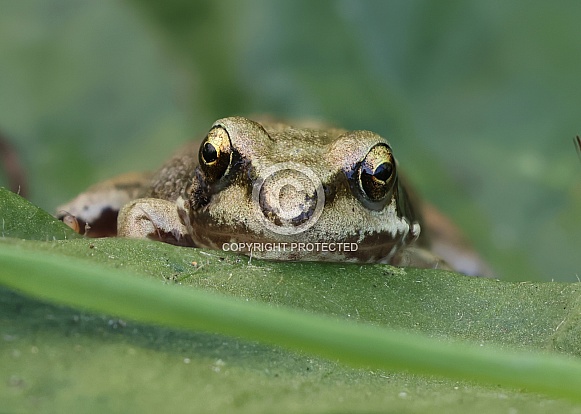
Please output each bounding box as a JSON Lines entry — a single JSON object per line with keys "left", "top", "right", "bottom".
{"left": 373, "top": 162, "right": 392, "bottom": 182}
{"left": 202, "top": 142, "right": 218, "bottom": 163}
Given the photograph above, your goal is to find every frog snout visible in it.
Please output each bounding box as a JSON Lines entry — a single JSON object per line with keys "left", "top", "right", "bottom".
{"left": 252, "top": 162, "right": 325, "bottom": 233}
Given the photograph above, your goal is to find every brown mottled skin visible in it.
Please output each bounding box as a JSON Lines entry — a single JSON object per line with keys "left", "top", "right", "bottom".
{"left": 58, "top": 117, "right": 492, "bottom": 276}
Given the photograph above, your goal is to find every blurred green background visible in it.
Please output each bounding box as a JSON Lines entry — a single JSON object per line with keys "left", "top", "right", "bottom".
{"left": 1, "top": 0, "right": 580, "bottom": 281}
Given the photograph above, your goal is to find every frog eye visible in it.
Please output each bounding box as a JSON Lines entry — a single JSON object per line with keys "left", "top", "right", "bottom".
{"left": 199, "top": 126, "right": 233, "bottom": 181}
{"left": 358, "top": 144, "right": 395, "bottom": 202}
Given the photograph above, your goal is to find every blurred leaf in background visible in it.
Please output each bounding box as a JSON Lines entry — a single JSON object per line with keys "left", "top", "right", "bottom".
{"left": 1, "top": 0, "right": 580, "bottom": 281}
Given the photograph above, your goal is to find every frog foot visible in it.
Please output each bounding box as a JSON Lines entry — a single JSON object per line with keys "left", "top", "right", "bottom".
{"left": 117, "top": 198, "right": 193, "bottom": 246}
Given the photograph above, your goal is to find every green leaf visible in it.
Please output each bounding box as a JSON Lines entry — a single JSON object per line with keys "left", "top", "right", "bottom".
{"left": 3, "top": 241, "right": 581, "bottom": 402}
{"left": 0, "top": 187, "right": 78, "bottom": 240}
{"left": 2, "top": 190, "right": 581, "bottom": 413}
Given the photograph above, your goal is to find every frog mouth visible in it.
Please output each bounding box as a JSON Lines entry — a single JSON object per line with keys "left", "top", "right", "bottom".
{"left": 190, "top": 222, "right": 402, "bottom": 263}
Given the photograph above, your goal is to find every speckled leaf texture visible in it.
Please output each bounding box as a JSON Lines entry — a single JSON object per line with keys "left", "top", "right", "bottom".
{"left": 2, "top": 188, "right": 581, "bottom": 413}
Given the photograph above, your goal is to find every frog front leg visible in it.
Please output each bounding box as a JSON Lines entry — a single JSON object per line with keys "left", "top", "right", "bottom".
{"left": 117, "top": 197, "right": 194, "bottom": 246}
